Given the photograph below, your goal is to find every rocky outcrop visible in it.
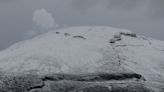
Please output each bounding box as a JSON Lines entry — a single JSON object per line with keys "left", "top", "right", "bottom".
{"left": 0, "top": 73, "right": 155, "bottom": 92}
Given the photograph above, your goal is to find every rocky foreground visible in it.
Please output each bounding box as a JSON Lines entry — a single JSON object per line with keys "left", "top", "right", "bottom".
{"left": 1, "top": 72, "right": 162, "bottom": 92}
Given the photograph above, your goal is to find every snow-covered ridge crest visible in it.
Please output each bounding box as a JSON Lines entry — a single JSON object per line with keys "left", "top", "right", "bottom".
{"left": 0, "top": 26, "right": 164, "bottom": 84}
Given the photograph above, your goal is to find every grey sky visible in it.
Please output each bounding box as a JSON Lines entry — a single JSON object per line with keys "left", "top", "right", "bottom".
{"left": 0, "top": 0, "right": 164, "bottom": 50}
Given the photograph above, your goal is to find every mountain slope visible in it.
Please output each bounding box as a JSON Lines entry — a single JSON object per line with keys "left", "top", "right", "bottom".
{"left": 0, "top": 27, "right": 131, "bottom": 74}
{"left": 0, "top": 26, "right": 164, "bottom": 91}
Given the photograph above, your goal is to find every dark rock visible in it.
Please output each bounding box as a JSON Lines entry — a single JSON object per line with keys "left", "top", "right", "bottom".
{"left": 64, "top": 33, "right": 71, "bottom": 36}
{"left": 0, "top": 73, "right": 156, "bottom": 92}
{"left": 110, "top": 35, "right": 121, "bottom": 43}
{"left": 73, "top": 35, "right": 86, "bottom": 39}
{"left": 0, "top": 74, "right": 43, "bottom": 92}
{"left": 41, "top": 73, "right": 144, "bottom": 82}
{"left": 56, "top": 32, "right": 60, "bottom": 34}
{"left": 111, "top": 83, "right": 152, "bottom": 92}
{"left": 120, "top": 32, "right": 137, "bottom": 38}
{"left": 76, "top": 86, "right": 111, "bottom": 92}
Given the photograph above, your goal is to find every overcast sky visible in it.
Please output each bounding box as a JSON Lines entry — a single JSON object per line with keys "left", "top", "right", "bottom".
{"left": 0, "top": 0, "right": 164, "bottom": 50}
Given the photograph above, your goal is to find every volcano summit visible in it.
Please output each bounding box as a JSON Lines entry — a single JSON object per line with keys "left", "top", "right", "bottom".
{"left": 0, "top": 26, "right": 164, "bottom": 92}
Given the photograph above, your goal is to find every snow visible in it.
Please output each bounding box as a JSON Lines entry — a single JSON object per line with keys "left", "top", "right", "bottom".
{"left": 114, "top": 34, "right": 164, "bottom": 83}
{"left": 0, "top": 26, "right": 164, "bottom": 84}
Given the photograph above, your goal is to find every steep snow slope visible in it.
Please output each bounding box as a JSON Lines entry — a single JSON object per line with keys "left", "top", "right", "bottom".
{"left": 0, "top": 26, "right": 164, "bottom": 84}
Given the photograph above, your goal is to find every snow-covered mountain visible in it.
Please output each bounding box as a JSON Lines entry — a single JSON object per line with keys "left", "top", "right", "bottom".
{"left": 0, "top": 26, "right": 164, "bottom": 89}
